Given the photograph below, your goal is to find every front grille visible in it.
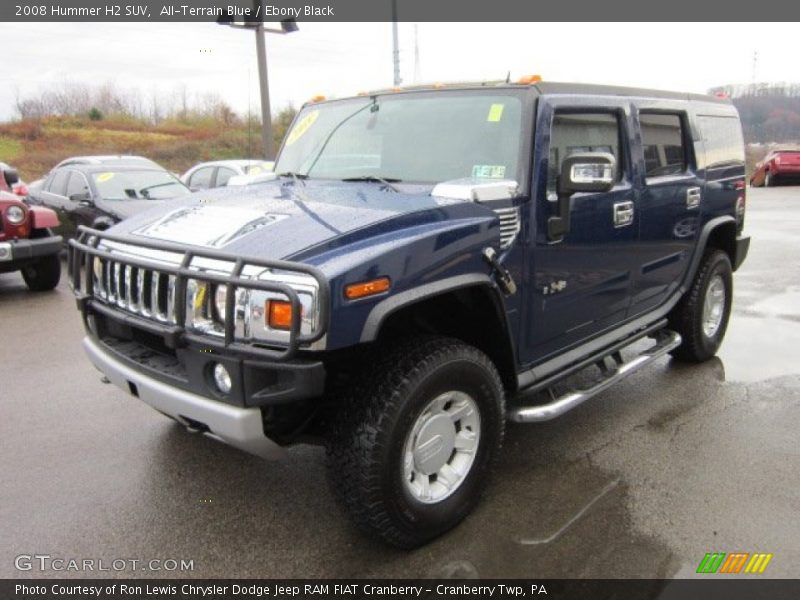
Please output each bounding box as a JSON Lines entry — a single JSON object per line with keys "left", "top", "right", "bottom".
{"left": 95, "top": 259, "right": 176, "bottom": 323}
{"left": 68, "top": 225, "right": 330, "bottom": 360}
{"left": 494, "top": 207, "right": 521, "bottom": 249}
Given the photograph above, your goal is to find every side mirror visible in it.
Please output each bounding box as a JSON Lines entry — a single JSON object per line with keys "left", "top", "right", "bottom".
{"left": 548, "top": 152, "right": 617, "bottom": 241}
{"left": 69, "top": 191, "right": 93, "bottom": 205}
{"left": 3, "top": 168, "right": 19, "bottom": 186}
{"left": 558, "top": 152, "right": 617, "bottom": 195}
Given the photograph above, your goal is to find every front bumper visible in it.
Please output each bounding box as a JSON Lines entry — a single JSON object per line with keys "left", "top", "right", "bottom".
{"left": 0, "top": 235, "right": 62, "bottom": 263}
{"left": 83, "top": 335, "right": 285, "bottom": 460}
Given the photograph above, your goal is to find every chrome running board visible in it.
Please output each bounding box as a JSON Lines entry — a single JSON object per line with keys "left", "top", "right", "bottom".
{"left": 507, "top": 329, "right": 681, "bottom": 423}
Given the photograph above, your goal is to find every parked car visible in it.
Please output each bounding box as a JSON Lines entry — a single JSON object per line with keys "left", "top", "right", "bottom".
{"left": 181, "top": 160, "right": 274, "bottom": 191}
{"left": 54, "top": 155, "right": 163, "bottom": 169}
{"left": 0, "top": 162, "right": 30, "bottom": 197}
{"left": 67, "top": 80, "right": 748, "bottom": 548}
{"left": 750, "top": 149, "right": 800, "bottom": 187}
{"left": 0, "top": 189, "right": 62, "bottom": 291}
{"left": 28, "top": 164, "right": 191, "bottom": 241}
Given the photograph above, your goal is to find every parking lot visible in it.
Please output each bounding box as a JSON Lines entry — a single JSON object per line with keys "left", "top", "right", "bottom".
{"left": 1, "top": 186, "right": 798, "bottom": 579}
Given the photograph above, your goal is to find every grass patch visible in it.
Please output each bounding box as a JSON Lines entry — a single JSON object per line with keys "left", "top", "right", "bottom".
{"left": 0, "top": 136, "right": 23, "bottom": 161}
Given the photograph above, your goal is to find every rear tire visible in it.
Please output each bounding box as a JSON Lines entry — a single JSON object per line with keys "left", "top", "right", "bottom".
{"left": 668, "top": 250, "right": 732, "bottom": 362}
{"left": 22, "top": 253, "right": 61, "bottom": 291}
{"left": 765, "top": 171, "right": 775, "bottom": 187}
{"left": 326, "top": 336, "right": 505, "bottom": 548}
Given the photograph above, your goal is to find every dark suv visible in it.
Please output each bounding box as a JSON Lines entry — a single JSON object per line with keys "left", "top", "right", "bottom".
{"left": 68, "top": 81, "right": 749, "bottom": 548}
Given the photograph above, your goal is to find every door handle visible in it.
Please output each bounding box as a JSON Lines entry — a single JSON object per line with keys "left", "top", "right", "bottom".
{"left": 686, "top": 187, "right": 701, "bottom": 209}
{"left": 613, "top": 201, "right": 634, "bottom": 228}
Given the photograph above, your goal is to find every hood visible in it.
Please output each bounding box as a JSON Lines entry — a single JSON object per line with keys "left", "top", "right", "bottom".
{"left": 98, "top": 198, "right": 172, "bottom": 221}
{"left": 112, "top": 180, "right": 468, "bottom": 260}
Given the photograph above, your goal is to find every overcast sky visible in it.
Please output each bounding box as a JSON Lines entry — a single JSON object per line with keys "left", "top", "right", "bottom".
{"left": 1, "top": 22, "right": 798, "bottom": 122}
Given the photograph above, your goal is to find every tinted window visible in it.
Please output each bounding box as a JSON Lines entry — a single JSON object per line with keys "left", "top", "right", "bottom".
{"left": 189, "top": 167, "right": 214, "bottom": 190}
{"left": 48, "top": 170, "right": 71, "bottom": 195}
{"left": 276, "top": 92, "right": 524, "bottom": 184}
{"left": 216, "top": 167, "right": 237, "bottom": 187}
{"left": 547, "top": 112, "right": 622, "bottom": 191}
{"left": 698, "top": 116, "right": 744, "bottom": 169}
{"left": 66, "top": 172, "right": 90, "bottom": 198}
{"left": 640, "top": 113, "right": 687, "bottom": 178}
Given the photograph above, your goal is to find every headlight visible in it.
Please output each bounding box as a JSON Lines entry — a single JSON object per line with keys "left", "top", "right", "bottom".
{"left": 183, "top": 271, "right": 320, "bottom": 346}
{"left": 6, "top": 205, "right": 25, "bottom": 224}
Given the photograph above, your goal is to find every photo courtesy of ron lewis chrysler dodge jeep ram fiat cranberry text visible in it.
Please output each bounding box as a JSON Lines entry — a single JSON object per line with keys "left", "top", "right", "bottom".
{"left": 68, "top": 81, "right": 749, "bottom": 548}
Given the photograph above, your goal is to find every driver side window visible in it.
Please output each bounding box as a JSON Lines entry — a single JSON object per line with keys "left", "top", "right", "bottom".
{"left": 547, "top": 112, "right": 623, "bottom": 195}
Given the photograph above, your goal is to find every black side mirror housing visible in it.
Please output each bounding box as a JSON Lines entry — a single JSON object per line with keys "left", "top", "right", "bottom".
{"left": 3, "top": 168, "right": 19, "bottom": 186}
{"left": 69, "top": 192, "right": 93, "bottom": 205}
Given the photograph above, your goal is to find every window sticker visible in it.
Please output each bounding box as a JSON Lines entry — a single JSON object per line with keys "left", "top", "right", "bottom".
{"left": 249, "top": 166, "right": 263, "bottom": 175}
{"left": 96, "top": 172, "right": 114, "bottom": 183}
{"left": 285, "top": 110, "right": 320, "bottom": 146}
{"left": 487, "top": 104, "right": 505, "bottom": 122}
{"left": 472, "top": 165, "right": 507, "bottom": 179}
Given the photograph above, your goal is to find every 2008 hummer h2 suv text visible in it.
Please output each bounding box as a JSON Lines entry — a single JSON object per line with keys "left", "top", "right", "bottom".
{"left": 69, "top": 81, "right": 749, "bottom": 548}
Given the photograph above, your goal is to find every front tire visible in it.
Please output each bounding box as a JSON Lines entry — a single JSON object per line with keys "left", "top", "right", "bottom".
{"left": 22, "top": 254, "right": 61, "bottom": 291}
{"left": 668, "top": 249, "right": 733, "bottom": 362}
{"left": 765, "top": 171, "right": 775, "bottom": 187}
{"left": 327, "top": 336, "right": 505, "bottom": 548}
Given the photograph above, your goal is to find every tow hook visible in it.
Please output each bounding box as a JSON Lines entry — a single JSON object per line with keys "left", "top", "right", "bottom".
{"left": 482, "top": 247, "right": 517, "bottom": 295}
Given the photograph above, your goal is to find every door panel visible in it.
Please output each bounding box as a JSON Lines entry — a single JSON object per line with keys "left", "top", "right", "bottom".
{"left": 521, "top": 99, "right": 638, "bottom": 366}
{"left": 631, "top": 110, "right": 701, "bottom": 313}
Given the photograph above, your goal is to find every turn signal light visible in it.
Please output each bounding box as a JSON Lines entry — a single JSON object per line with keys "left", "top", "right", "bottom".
{"left": 344, "top": 277, "right": 391, "bottom": 300}
{"left": 310, "top": 95, "right": 326, "bottom": 103}
{"left": 267, "top": 299, "right": 294, "bottom": 330}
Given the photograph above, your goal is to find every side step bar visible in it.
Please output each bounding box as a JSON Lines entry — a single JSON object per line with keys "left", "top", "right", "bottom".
{"left": 507, "top": 329, "right": 682, "bottom": 423}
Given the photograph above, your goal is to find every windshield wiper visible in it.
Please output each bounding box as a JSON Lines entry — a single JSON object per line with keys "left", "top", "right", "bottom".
{"left": 278, "top": 171, "right": 309, "bottom": 186}
{"left": 341, "top": 176, "right": 402, "bottom": 192}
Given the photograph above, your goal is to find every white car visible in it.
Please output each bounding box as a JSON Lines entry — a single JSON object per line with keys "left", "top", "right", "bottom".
{"left": 181, "top": 160, "right": 274, "bottom": 191}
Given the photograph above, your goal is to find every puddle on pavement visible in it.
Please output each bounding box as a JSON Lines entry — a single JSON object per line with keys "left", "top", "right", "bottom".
{"left": 718, "top": 315, "right": 800, "bottom": 382}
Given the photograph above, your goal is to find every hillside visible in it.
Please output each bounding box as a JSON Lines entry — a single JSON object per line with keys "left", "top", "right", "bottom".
{"left": 0, "top": 111, "right": 295, "bottom": 182}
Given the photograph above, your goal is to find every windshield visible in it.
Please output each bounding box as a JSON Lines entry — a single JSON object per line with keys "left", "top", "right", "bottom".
{"left": 91, "top": 170, "right": 190, "bottom": 200}
{"left": 275, "top": 91, "right": 525, "bottom": 184}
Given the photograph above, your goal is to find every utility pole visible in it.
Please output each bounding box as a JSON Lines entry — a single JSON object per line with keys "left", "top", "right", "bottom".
{"left": 391, "top": 0, "right": 401, "bottom": 86}
{"left": 217, "top": 2, "right": 298, "bottom": 160}
{"left": 254, "top": 23, "right": 273, "bottom": 159}
{"left": 413, "top": 24, "right": 420, "bottom": 84}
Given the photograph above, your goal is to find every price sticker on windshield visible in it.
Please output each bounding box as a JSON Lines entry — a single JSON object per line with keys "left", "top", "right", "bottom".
{"left": 286, "top": 110, "right": 320, "bottom": 146}
{"left": 96, "top": 172, "right": 115, "bottom": 183}
{"left": 487, "top": 104, "right": 505, "bottom": 122}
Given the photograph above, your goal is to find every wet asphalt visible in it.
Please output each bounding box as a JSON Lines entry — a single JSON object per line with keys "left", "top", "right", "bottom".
{"left": 1, "top": 187, "right": 798, "bottom": 579}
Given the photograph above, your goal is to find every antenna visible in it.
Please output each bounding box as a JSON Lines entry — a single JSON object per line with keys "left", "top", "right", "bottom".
{"left": 505, "top": 71, "right": 511, "bottom": 84}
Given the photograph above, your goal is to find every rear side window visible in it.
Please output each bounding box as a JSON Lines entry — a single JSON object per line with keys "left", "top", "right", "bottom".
{"left": 698, "top": 116, "right": 745, "bottom": 169}
{"left": 639, "top": 113, "right": 688, "bottom": 178}
{"left": 547, "top": 112, "right": 623, "bottom": 191}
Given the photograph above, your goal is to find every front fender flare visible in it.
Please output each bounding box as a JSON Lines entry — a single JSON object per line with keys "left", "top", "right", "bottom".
{"left": 359, "top": 273, "right": 496, "bottom": 343}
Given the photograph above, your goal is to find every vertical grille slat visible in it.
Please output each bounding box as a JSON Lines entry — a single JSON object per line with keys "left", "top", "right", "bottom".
{"left": 166, "top": 275, "right": 177, "bottom": 324}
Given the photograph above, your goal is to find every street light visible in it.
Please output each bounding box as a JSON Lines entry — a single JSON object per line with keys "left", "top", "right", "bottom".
{"left": 218, "top": 3, "right": 298, "bottom": 159}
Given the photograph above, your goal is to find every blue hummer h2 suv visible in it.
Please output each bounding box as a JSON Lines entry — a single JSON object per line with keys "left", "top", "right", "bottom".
{"left": 69, "top": 81, "right": 750, "bottom": 548}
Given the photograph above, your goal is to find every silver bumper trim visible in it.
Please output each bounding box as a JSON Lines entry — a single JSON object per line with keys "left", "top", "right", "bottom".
{"left": 82, "top": 336, "right": 285, "bottom": 459}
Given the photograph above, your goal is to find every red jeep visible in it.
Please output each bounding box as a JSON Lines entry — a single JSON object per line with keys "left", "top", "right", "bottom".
{"left": 0, "top": 166, "right": 63, "bottom": 291}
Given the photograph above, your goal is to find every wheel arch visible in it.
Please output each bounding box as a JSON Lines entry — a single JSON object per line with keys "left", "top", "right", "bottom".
{"left": 360, "top": 275, "right": 518, "bottom": 391}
